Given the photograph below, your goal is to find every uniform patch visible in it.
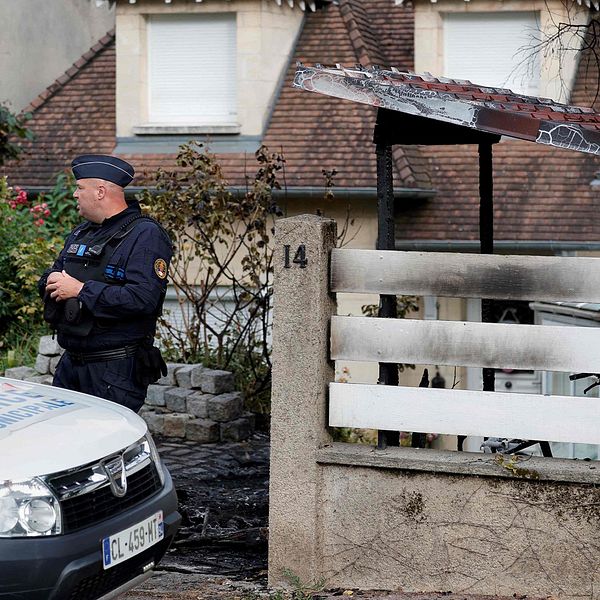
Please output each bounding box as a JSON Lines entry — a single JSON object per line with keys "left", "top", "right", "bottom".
{"left": 154, "top": 258, "right": 168, "bottom": 280}
{"left": 105, "top": 264, "right": 125, "bottom": 281}
{"left": 67, "top": 243, "right": 88, "bottom": 256}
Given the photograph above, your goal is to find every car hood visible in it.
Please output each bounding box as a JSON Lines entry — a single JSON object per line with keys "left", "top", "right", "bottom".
{"left": 0, "top": 378, "right": 147, "bottom": 480}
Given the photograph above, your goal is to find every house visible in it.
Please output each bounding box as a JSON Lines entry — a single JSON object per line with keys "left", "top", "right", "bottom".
{"left": 0, "top": 0, "right": 114, "bottom": 112}
{"left": 2, "top": 0, "right": 600, "bottom": 451}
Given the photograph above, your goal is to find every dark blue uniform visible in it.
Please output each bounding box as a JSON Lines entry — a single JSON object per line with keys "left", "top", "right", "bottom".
{"left": 39, "top": 201, "right": 172, "bottom": 412}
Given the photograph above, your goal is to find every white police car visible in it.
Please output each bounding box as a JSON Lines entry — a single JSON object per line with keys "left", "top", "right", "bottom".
{"left": 0, "top": 377, "right": 180, "bottom": 599}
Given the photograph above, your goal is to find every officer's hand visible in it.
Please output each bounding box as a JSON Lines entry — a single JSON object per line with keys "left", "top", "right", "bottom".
{"left": 46, "top": 271, "right": 63, "bottom": 285}
{"left": 45, "top": 270, "right": 84, "bottom": 302}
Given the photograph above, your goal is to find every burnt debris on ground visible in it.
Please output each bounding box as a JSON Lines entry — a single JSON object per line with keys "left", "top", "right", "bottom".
{"left": 156, "top": 432, "right": 270, "bottom": 579}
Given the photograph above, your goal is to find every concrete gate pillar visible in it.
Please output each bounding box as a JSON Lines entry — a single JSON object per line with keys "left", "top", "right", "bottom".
{"left": 268, "top": 215, "right": 336, "bottom": 586}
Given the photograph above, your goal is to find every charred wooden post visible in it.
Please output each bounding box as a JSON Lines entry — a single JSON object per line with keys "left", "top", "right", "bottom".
{"left": 376, "top": 142, "right": 399, "bottom": 449}
{"left": 411, "top": 368, "right": 429, "bottom": 448}
{"left": 479, "top": 141, "right": 495, "bottom": 393}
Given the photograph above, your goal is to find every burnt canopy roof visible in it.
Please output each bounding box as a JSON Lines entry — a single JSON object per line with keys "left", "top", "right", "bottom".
{"left": 294, "top": 64, "right": 600, "bottom": 156}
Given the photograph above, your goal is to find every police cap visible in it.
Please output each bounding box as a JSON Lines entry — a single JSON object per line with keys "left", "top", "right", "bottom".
{"left": 71, "top": 154, "right": 135, "bottom": 188}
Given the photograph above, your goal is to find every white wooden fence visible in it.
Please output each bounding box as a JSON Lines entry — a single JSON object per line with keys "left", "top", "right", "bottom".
{"left": 269, "top": 216, "right": 600, "bottom": 596}
{"left": 329, "top": 248, "right": 600, "bottom": 446}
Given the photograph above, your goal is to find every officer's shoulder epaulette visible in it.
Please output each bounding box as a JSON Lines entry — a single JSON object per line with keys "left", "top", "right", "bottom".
{"left": 120, "top": 214, "right": 171, "bottom": 246}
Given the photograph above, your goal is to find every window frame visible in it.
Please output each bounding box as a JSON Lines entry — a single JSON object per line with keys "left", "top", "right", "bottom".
{"left": 145, "top": 12, "right": 239, "bottom": 131}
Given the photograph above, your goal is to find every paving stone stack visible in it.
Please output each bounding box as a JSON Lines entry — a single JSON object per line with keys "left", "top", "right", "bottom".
{"left": 4, "top": 335, "right": 62, "bottom": 385}
{"left": 4, "top": 336, "right": 255, "bottom": 443}
{"left": 139, "top": 363, "right": 255, "bottom": 443}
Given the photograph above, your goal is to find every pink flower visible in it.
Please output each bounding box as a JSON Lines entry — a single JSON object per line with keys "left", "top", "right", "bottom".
{"left": 43, "top": 209, "right": 50, "bottom": 216}
{"left": 30, "top": 204, "right": 46, "bottom": 215}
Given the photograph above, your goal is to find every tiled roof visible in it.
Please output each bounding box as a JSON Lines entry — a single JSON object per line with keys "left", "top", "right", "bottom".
{"left": 291, "top": 23, "right": 600, "bottom": 245}
{"left": 3, "top": 3, "right": 599, "bottom": 245}
{"left": 396, "top": 139, "right": 599, "bottom": 243}
{"left": 3, "top": 1, "right": 424, "bottom": 191}
{"left": 264, "top": 0, "right": 429, "bottom": 190}
{"left": 3, "top": 31, "right": 117, "bottom": 187}
{"left": 393, "top": 30, "right": 600, "bottom": 245}
{"left": 1, "top": 29, "right": 252, "bottom": 188}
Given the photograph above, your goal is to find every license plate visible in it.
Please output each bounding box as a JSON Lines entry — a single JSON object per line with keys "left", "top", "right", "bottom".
{"left": 102, "top": 511, "right": 164, "bottom": 570}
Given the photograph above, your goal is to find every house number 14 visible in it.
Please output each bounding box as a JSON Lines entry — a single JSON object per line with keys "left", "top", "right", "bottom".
{"left": 283, "top": 244, "right": 308, "bottom": 269}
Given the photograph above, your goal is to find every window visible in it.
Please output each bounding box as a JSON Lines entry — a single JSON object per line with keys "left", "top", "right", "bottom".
{"left": 147, "top": 13, "right": 237, "bottom": 126}
{"left": 444, "top": 12, "right": 540, "bottom": 96}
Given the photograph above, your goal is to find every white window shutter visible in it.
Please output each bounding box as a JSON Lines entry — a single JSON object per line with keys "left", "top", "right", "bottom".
{"left": 443, "top": 12, "right": 540, "bottom": 96}
{"left": 148, "top": 14, "right": 237, "bottom": 125}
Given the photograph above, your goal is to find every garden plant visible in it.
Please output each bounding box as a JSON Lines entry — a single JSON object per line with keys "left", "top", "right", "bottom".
{"left": 138, "top": 142, "right": 285, "bottom": 417}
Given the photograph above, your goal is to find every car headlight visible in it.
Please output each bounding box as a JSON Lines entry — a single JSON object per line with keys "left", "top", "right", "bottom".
{"left": 0, "top": 479, "right": 61, "bottom": 537}
{"left": 144, "top": 433, "right": 165, "bottom": 486}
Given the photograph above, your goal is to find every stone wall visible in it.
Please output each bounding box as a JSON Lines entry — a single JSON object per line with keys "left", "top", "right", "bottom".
{"left": 315, "top": 444, "right": 600, "bottom": 599}
{"left": 4, "top": 336, "right": 255, "bottom": 443}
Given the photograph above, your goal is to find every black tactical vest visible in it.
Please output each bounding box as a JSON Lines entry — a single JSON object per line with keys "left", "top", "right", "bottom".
{"left": 57, "top": 215, "right": 161, "bottom": 337}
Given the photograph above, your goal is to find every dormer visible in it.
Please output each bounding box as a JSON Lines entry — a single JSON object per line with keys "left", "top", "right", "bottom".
{"left": 412, "top": 0, "right": 591, "bottom": 103}
{"left": 113, "top": 0, "right": 311, "bottom": 142}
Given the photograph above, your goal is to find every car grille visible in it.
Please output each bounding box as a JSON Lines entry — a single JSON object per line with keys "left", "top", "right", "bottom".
{"left": 59, "top": 463, "right": 162, "bottom": 532}
{"left": 45, "top": 438, "right": 163, "bottom": 533}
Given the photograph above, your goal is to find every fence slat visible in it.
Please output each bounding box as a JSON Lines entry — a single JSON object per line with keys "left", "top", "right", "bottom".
{"left": 331, "top": 315, "right": 600, "bottom": 372}
{"left": 331, "top": 249, "right": 600, "bottom": 302}
{"left": 329, "top": 382, "right": 600, "bottom": 444}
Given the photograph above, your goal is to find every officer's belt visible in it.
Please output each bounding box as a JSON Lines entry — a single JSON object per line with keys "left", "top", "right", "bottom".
{"left": 67, "top": 344, "right": 139, "bottom": 364}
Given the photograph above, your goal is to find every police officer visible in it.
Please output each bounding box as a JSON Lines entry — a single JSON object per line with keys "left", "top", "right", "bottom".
{"left": 38, "top": 155, "right": 172, "bottom": 412}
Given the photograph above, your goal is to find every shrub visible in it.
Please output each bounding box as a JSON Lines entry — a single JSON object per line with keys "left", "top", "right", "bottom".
{"left": 0, "top": 174, "right": 78, "bottom": 369}
{"left": 138, "top": 143, "right": 284, "bottom": 415}
{"left": 36, "top": 172, "right": 79, "bottom": 237}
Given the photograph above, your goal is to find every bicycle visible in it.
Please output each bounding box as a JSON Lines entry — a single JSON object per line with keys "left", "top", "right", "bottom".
{"left": 480, "top": 373, "right": 600, "bottom": 457}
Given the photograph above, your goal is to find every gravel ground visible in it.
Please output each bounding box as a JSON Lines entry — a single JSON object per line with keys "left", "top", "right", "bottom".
{"left": 123, "top": 572, "right": 543, "bottom": 600}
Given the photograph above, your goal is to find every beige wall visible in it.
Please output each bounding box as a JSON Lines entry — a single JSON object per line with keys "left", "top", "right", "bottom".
{"left": 315, "top": 448, "right": 600, "bottom": 598}
{"left": 0, "top": 0, "right": 114, "bottom": 111}
{"left": 413, "top": 0, "right": 589, "bottom": 103}
{"left": 115, "top": 0, "right": 303, "bottom": 137}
